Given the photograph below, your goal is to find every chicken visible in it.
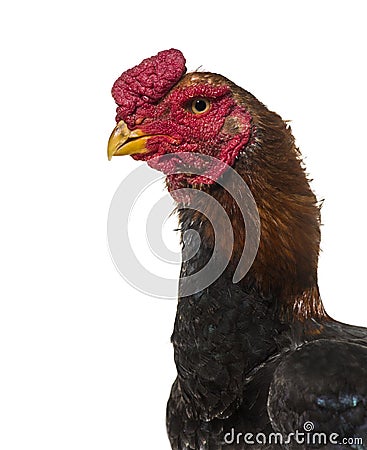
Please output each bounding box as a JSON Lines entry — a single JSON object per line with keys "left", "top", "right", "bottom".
{"left": 107, "top": 49, "right": 367, "bottom": 449}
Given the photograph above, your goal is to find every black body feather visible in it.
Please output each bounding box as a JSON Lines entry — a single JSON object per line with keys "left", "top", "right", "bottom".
{"left": 166, "top": 206, "right": 367, "bottom": 450}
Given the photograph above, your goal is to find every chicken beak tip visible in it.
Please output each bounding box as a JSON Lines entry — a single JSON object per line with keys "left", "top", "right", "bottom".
{"left": 107, "top": 120, "right": 149, "bottom": 159}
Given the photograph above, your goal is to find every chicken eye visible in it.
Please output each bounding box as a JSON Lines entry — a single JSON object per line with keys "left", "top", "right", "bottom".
{"left": 191, "top": 98, "right": 211, "bottom": 114}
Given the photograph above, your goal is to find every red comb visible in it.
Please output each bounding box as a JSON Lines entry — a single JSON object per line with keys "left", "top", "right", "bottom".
{"left": 112, "top": 49, "right": 186, "bottom": 125}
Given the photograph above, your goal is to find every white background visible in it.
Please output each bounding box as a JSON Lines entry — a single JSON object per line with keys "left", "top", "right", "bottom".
{"left": 1, "top": 1, "right": 366, "bottom": 449}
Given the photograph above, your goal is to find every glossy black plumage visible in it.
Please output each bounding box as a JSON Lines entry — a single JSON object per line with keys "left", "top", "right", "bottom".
{"left": 167, "top": 208, "right": 367, "bottom": 449}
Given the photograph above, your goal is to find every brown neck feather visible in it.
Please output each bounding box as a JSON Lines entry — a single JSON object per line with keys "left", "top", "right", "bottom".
{"left": 184, "top": 89, "right": 327, "bottom": 321}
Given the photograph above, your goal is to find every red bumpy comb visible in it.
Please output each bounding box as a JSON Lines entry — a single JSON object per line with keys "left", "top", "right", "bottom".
{"left": 112, "top": 49, "right": 186, "bottom": 126}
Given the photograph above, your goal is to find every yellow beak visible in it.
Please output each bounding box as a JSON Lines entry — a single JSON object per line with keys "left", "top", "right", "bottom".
{"left": 107, "top": 120, "right": 150, "bottom": 160}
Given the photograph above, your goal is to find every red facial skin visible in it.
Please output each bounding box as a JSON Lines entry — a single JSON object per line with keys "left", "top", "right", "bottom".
{"left": 111, "top": 50, "right": 252, "bottom": 187}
